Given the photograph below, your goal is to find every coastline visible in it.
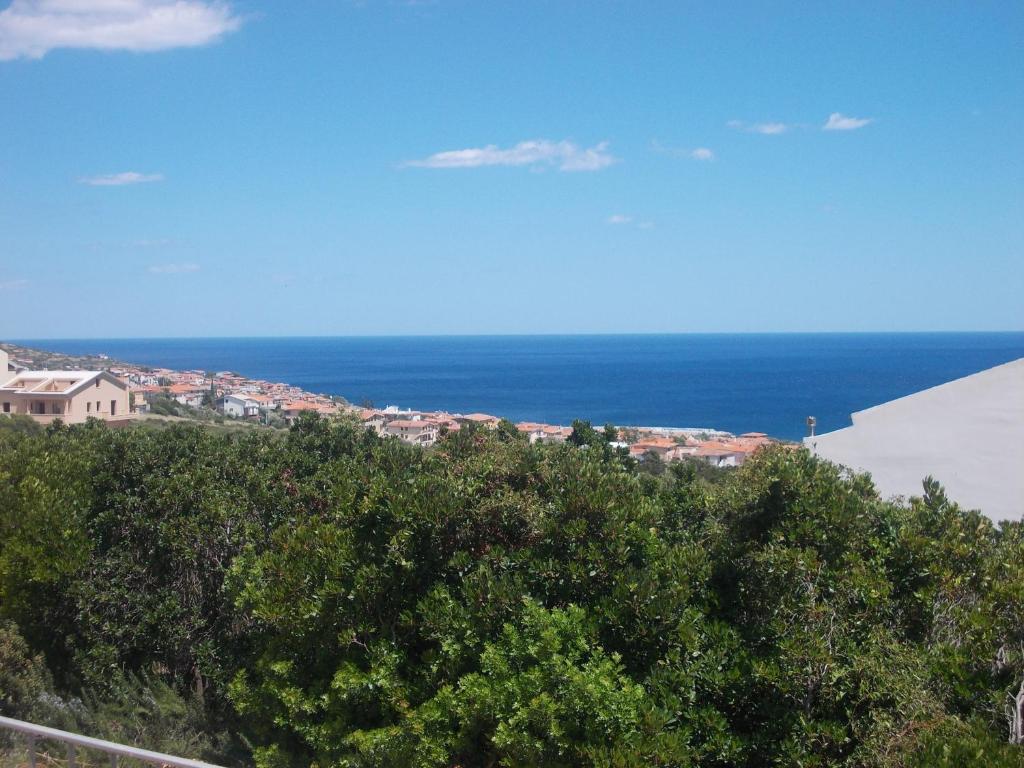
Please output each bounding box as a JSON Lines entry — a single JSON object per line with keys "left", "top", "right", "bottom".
{"left": 10, "top": 333, "right": 1024, "bottom": 441}
{"left": 2, "top": 338, "right": 773, "bottom": 464}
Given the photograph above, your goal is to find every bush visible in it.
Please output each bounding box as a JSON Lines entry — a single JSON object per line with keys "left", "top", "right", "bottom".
{"left": 0, "top": 418, "right": 1020, "bottom": 767}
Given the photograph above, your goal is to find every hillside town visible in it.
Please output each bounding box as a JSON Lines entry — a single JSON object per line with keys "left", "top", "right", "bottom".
{"left": 2, "top": 344, "right": 779, "bottom": 466}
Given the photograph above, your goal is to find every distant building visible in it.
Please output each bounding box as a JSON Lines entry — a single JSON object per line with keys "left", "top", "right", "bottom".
{"left": 693, "top": 442, "right": 741, "bottom": 467}
{"left": 457, "top": 413, "right": 501, "bottom": 429}
{"left": 281, "top": 401, "right": 321, "bottom": 424}
{"left": 360, "top": 410, "right": 388, "bottom": 434}
{"left": 383, "top": 419, "right": 438, "bottom": 447}
{"left": 165, "top": 383, "right": 208, "bottom": 408}
{"left": 221, "top": 393, "right": 261, "bottom": 418}
{"left": 539, "top": 425, "right": 572, "bottom": 444}
{"left": 629, "top": 437, "right": 677, "bottom": 461}
{"left": 805, "top": 358, "right": 1024, "bottom": 523}
{"left": 0, "top": 358, "right": 130, "bottom": 425}
{"left": 516, "top": 422, "right": 547, "bottom": 444}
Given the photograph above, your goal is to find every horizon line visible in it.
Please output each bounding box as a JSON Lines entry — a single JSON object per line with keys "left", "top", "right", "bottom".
{"left": 8, "top": 330, "right": 1024, "bottom": 343}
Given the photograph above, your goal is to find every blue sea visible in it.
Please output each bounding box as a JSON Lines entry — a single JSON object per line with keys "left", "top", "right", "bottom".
{"left": 15, "top": 334, "right": 1024, "bottom": 440}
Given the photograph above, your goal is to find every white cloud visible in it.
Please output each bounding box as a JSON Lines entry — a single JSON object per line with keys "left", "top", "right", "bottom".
{"left": 405, "top": 139, "right": 617, "bottom": 172}
{"left": 651, "top": 141, "right": 716, "bottom": 161}
{"left": 149, "top": 262, "right": 199, "bottom": 274}
{"left": 823, "top": 112, "right": 873, "bottom": 131}
{"left": 0, "top": 0, "right": 241, "bottom": 61}
{"left": 0, "top": 278, "right": 29, "bottom": 290}
{"left": 80, "top": 171, "right": 163, "bottom": 186}
{"left": 727, "top": 119, "right": 788, "bottom": 135}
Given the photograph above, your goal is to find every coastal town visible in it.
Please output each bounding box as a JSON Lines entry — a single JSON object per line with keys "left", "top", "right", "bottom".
{"left": 1, "top": 342, "right": 779, "bottom": 467}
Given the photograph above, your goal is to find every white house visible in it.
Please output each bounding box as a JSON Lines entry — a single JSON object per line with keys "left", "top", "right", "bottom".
{"left": 221, "top": 393, "right": 261, "bottom": 419}
{"left": 805, "top": 358, "right": 1024, "bottom": 523}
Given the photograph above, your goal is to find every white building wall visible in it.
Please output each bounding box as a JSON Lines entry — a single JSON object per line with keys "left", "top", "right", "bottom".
{"left": 0, "top": 351, "right": 12, "bottom": 386}
{"left": 805, "top": 359, "right": 1024, "bottom": 523}
{"left": 222, "top": 398, "right": 246, "bottom": 417}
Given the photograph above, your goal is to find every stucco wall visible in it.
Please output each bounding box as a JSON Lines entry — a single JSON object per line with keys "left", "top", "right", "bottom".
{"left": 68, "top": 376, "right": 131, "bottom": 423}
{"left": 0, "top": 352, "right": 12, "bottom": 386}
{"left": 805, "top": 359, "right": 1024, "bottom": 523}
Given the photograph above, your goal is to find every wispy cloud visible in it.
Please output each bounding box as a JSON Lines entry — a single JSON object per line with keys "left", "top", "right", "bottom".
{"left": 727, "top": 119, "right": 788, "bottom": 135}
{"left": 607, "top": 214, "right": 654, "bottom": 230}
{"left": 132, "top": 238, "right": 175, "bottom": 247}
{"left": 0, "top": 278, "right": 29, "bottom": 290}
{"left": 823, "top": 112, "right": 873, "bottom": 131}
{"left": 0, "top": 0, "right": 242, "bottom": 61}
{"left": 80, "top": 171, "right": 163, "bottom": 186}
{"left": 651, "top": 140, "right": 715, "bottom": 161}
{"left": 149, "top": 262, "right": 199, "bottom": 274}
{"left": 405, "top": 139, "right": 617, "bottom": 172}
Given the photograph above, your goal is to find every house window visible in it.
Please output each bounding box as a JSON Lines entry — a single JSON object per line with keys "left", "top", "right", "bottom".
{"left": 96, "top": 401, "right": 101, "bottom": 411}
{"left": 110, "top": 400, "right": 117, "bottom": 416}
{"left": 2, "top": 402, "right": 9, "bottom": 413}
{"left": 87, "top": 402, "right": 91, "bottom": 412}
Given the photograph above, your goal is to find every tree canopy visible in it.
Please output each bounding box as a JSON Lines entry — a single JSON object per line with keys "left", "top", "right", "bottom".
{"left": 0, "top": 413, "right": 1021, "bottom": 767}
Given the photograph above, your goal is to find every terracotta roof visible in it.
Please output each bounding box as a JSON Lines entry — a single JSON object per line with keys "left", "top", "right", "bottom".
{"left": 634, "top": 437, "right": 676, "bottom": 449}
{"left": 462, "top": 413, "right": 499, "bottom": 422}
{"left": 282, "top": 401, "right": 319, "bottom": 411}
{"left": 166, "top": 383, "right": 205, "bottom": 394}
{"left": 696, "top": 445, "right": 734, "bottom": 457}
{"left": 632, "top": 443, "right": 673, "bottom": 454}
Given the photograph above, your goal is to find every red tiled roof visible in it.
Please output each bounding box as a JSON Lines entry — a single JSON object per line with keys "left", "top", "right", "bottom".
{"left": 282, "top": 401, "right": 319, "bottom": 411}
{"left": 637, "top": 437, "right": 676, "bottom": 448}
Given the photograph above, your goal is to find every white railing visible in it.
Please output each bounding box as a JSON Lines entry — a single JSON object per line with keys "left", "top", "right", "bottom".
{"left": 0, "top": 716, "right": 228, "bottom": 768}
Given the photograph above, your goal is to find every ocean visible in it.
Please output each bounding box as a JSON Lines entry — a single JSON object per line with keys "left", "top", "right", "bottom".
{"left": 15, "top": 333, "right": 1024, "bottom": 441}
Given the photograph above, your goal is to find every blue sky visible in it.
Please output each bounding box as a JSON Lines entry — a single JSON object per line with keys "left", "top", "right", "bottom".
{"left": 1, "top": 0, "right": 1021, "bottom": 338}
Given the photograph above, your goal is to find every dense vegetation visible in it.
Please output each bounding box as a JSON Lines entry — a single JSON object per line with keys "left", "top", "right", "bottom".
{"left": 0, "top": 414, "right": 1021, "bottom": 767}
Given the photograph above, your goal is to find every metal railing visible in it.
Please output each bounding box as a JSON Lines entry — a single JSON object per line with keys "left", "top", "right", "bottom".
{"left": 0, "top": 716, "right": 227, "bottom": 768}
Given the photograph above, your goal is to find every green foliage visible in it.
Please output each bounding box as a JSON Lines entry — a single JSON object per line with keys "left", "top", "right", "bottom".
{"left": 568, "top": 419, "right": 605, "bottom": 448}
{"left": 0, "top": 621, "right": 52, "bottom": 722}
{"left": 0, "top": 416, "right": 1021, "bottom": 767}
{"left": 900, "top": 716, "right": 1024, "bottom": 767}
{"left": 0, "top": 414, "right": 44, "bottom": 438}
{"left": 495, "top": 419, "right": 525, "bottom": 443}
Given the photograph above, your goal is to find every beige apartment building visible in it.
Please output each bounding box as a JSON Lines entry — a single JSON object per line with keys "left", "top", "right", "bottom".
{"left": 383, "top": 419, "right": 439, "bottom": 447}
{"left": 0, "top": 350, "right": 130, "bottom": 425}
